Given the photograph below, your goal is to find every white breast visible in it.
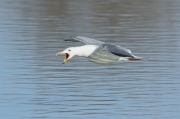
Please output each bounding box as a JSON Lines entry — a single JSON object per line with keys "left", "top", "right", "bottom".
{"left": 73, "top": 45, "right": 99, "bottom": 57}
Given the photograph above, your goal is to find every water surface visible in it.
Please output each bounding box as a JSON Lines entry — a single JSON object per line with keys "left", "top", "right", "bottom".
{"left": 0, "top": 0, "right": 180, "bottom": 119}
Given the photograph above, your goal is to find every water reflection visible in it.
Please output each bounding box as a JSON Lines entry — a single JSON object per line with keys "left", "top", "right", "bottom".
{"left": 0, "top": 0, "right": 180, "bottom": 119}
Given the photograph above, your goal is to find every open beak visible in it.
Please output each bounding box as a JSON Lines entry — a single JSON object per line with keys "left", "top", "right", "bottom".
{"left": 56, "top": 51, "right": 70, "bottom": 66}
{"left": 56, "top": 51, "right": 64, "bottom": 56}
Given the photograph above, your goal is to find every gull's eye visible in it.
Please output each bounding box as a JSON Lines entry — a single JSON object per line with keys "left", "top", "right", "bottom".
{"left": 68, "top": 49, "right": 71, "bottom": 51}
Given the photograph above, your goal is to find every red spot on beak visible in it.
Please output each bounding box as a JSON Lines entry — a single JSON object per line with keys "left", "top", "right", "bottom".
{"left": 62, "top": 62, "right": 65, "bottom": 66}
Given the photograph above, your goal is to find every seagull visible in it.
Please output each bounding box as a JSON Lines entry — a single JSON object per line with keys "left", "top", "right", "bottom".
{"left": 56, "top": 36, "right": 141, "bottom": 66}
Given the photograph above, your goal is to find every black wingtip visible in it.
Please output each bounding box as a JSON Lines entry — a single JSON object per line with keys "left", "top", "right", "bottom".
{"left": 64, "top": 36, "right": 74, "bottom": 41}
{"left": 64, "top": 36, "right": 80, "bottom": 42}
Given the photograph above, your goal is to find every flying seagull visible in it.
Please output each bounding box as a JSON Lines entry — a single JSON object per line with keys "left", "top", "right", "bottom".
{"left": 56, "top": 36, "right": 141, "bottom": 66}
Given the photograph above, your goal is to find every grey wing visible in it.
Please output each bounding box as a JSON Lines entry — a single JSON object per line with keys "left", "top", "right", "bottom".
{"left": 100, "top": 44, "right": 134, "bottom": 57}
{"left": 64, "top": 36, "right": 104, "bottom": 45}
{"left": 87, "top": 47, "right": 120, "bottom": 64}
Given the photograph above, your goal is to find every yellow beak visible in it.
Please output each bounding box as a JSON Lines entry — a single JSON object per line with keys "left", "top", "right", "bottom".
{"left": 56, "top": 51, "right": 64, "bottom": 55}
{"left": 56, "top": 51, "right": 69, "bottom": 66}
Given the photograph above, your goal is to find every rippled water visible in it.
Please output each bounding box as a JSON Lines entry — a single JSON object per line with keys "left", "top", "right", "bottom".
{"left": 1, "top": 0, "right": 180, "bottom": 119}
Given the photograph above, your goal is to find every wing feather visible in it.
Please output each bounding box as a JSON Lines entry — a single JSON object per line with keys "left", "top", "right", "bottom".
{"left": 100, "top": 44, "right": 134, "bottom": 57}
{"left": 64, "top": 36, "right": 104, "bottom": 45}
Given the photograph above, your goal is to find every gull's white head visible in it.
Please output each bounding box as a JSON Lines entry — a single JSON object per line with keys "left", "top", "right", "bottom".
{"left": 56, "top": 45, "right": 98, "bottom": 66}
{"left": 56, "top": 47, "right": 75, "bottom": 66}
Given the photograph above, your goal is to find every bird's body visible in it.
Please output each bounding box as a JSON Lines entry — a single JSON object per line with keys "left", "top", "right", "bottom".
{"left": 56, "top": 36, "right": 141, "bottom": 66}
{"left": 69, "top": 45, "right": 99, "bottom": 57}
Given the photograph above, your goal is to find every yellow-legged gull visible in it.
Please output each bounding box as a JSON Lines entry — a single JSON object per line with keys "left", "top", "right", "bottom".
{"left": 56, "top": 36, "right": 141, "bottom": 66}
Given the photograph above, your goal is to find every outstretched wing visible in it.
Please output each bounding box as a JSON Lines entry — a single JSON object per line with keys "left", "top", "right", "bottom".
{"left": 87, "top": 48, "right": 120, "bottom": 64}
{"left": 65, "top": 36, "right": 104, "bottom": 45}
{"left": 100, "top": 44, "right": 134, "bottom": 57}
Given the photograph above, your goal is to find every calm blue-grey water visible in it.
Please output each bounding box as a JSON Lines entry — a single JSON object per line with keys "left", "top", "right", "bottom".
{"left": 1, "top": 0, "right": 180, "bottom": 119}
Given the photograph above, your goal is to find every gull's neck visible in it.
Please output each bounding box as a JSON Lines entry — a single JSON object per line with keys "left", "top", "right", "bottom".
{"left": 72, "top": 45, "right": 98, "bottom": 57}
